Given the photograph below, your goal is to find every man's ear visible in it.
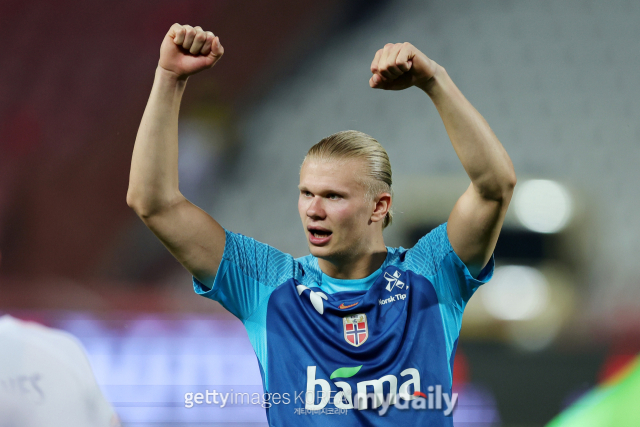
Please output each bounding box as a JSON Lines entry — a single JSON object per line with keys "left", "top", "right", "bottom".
{"left": 371, "top": 192, "right": 392, "bottom": 224}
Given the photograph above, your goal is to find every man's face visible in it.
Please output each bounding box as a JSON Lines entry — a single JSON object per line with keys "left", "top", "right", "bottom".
{"left": 298, "top": 158, "right": 376, "bottom": 261}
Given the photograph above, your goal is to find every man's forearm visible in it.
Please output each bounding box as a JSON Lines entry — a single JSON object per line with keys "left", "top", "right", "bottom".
{"left": 127, "top": 67, "right": 188, "bottom": 217}
{"left": 422, "top": 67, "right": 516, "bottom": 200}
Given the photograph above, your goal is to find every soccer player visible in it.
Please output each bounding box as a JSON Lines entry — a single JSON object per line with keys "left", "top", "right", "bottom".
{"left": 127, "top": 24, "right": 516, "bottom": 425}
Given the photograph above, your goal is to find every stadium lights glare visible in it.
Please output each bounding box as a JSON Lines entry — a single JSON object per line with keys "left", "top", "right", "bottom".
{"left": 514, "top": 179, "right": 572, "bottom": 233}
{"left": 481, "top": 265, "right": 549, "bottom": 321}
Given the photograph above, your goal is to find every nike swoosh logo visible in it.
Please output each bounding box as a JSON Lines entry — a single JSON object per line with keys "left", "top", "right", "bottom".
{"left": 339, "top": 302, "right": 359, "bottom": 309}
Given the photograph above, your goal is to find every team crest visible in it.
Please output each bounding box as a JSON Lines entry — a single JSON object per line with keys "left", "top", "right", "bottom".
{"left": 343, "top": 313, "right": 368, "bottom": 347}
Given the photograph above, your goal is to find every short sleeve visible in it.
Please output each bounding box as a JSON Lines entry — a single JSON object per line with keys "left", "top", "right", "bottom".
{"left": 404, "top": 222, "right": 494, "bottom": 311}
{"left": 193, "top": 230, "right": 298, "bottom": 321}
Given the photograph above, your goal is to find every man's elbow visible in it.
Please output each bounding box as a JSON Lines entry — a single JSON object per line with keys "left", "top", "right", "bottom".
{"left": 497, "top": 170, "right": 517, "bottom": 204}
{"left": 476, "top": 171, "right": 516, "bottom": 202}
{"left": 126, "top": 190, "right": 136, "bottom": 209}
{"left": 496, "top": 171, "right": 516, "bottom": 201}
{"left": 504, "top": 170, "right": 517, "bottom": 195}
{"left": 127, "top": 188, "right": 184, "bottom": 220}
{"left": 126, "top": 188, "right": 159, "bottom": 219}
{"left": 126, "top": 188, "right": 144, "bottom": 214}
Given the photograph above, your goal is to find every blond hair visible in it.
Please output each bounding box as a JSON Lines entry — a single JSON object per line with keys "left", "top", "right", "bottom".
{"left": 304, "top": 130, "right": 393, "bottom": 228}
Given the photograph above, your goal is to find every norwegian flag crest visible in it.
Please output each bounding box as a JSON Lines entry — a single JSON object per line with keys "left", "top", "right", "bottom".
{"left": 343, "top": 313, "right": 368, "bottom": 347}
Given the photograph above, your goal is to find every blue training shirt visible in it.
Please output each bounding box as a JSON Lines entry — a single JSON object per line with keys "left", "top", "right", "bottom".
{"left": 193, "top": 222, "right": 494, "bottom": 426}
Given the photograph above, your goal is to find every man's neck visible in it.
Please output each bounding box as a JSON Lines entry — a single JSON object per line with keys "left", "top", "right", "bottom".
{"left": 317, "top": 246, "right": 388, "bottom": 280}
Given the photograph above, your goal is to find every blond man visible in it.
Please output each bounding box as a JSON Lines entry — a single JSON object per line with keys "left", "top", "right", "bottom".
{"left": 128, "top": 24, "right": 516, "bottom": 425}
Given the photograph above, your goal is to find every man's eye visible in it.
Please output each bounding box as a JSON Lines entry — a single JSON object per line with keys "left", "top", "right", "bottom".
{"left": 303, "top": 191, "right": 312, "bottom": 197}
{"left": 328, "top": 194, "right": 341, "bottom": 200}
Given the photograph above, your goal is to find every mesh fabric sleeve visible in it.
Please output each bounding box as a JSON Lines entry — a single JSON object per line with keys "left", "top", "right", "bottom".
{"left": 404, "top": 222, "right": 494, "bottom": 312}
{"left": 193, "top": 230, "right": 298, "bottom": 321}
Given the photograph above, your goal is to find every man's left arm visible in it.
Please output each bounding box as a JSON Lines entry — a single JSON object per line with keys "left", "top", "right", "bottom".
{"left": 370, "top": 43, "right": 516, "bottom": 276}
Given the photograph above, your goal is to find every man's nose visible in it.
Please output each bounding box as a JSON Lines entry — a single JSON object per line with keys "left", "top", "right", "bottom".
{"left": 307, "top": 196, "right": 325, "bottom": 218}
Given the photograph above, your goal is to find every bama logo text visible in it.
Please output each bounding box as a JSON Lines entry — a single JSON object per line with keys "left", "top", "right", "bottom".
{"left": 304, "top": 366, "right": 457, "bottom": 416}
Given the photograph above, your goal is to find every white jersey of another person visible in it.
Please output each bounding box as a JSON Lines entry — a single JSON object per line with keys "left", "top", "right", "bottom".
{"left": 0, "top": 315, "right": 119, "bottom": 427}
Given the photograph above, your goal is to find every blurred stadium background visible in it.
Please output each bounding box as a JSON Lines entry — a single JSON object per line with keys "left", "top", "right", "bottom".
{"left": 1, "top": 0, "right": 640, "bottom": 425}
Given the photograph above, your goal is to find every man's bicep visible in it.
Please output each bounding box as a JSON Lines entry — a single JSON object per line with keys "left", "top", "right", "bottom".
{"left": 447, "top": 183, "right": 510, "bottom": 276}
{"left": 142, "top": 198, "right": 226, "bottom": 285}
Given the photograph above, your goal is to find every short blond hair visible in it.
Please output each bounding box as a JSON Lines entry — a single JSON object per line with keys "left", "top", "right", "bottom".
{"left": 304, "top": 130, "right": 393, "bottom": 228}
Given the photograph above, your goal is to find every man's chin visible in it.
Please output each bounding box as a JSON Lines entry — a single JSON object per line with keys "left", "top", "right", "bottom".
{"left": 308, "top": 244, "right": 332, "bottom": 258}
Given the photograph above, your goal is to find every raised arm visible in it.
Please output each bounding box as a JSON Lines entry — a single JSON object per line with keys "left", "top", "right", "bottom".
{"left": 369, "top": 43, "right": 516, "bottom": 275}
{"left": 126, "top": 24, "right": 225, "bottom": 285}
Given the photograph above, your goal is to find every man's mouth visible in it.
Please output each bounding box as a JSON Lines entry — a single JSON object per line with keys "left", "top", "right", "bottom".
{"left": 308, "top": 227, "right": 332, "bottom": 245}
{"left": 310, "top": 230, "right": 331, "bottom": 238}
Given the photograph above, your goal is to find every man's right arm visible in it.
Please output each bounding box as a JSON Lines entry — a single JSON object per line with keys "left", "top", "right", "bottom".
{"left": 126, "top": 24, "right": 225, "bottom": 286}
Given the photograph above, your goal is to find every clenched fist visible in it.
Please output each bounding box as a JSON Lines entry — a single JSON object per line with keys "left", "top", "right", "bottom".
{"left": 158, "top": 23, "right": 224, "bottom": 79}
{"left": 369, "top": 42, "right": 439, "bottom": 91}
